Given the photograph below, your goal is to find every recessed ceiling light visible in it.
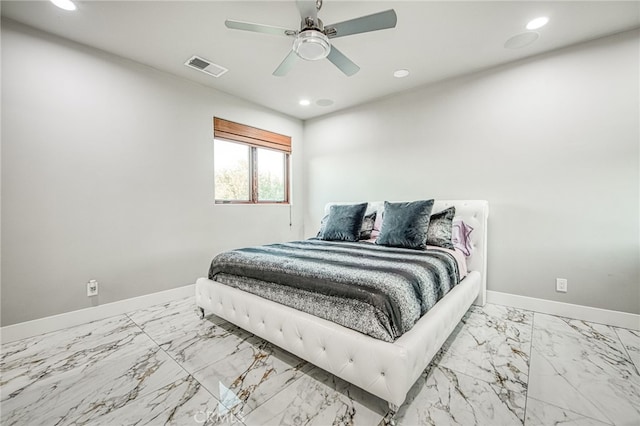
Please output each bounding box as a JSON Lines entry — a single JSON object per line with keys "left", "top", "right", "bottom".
{"left": 50, "top": 0, "right": 76, "bottom": 11}
{"left": 393, "top": 69, "right": 410, "bottom": 78}
{"left": 526, "top": 17, "right": 549, "bottom": 30}
{"left": 299, "top": 99, "right": 311, "bottom": 106}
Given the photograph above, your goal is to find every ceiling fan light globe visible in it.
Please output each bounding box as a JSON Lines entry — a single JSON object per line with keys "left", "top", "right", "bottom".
{"left": 293, "top": 30, "right": 330, "bottom": 61}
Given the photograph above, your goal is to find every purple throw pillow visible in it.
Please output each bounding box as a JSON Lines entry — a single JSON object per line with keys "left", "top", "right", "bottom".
{"left": 452, "top": 219, "right": 474, "bottom": 256}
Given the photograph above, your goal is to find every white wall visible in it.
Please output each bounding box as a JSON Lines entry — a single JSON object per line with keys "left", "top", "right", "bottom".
{"left": 303, "top": 30, "right": 639, "bottom": 314}
{"left": 1, "top": 20, "right": 304, "bottom": 326}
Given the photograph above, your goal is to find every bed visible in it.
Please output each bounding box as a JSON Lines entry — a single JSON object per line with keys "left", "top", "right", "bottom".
{"left": 195, "top": 200, "right": 488, "bottom": 418}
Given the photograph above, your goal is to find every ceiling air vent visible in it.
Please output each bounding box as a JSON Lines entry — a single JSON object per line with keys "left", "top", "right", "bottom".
{"left": 184, "top": 55, "right": 228, "bottom": 78}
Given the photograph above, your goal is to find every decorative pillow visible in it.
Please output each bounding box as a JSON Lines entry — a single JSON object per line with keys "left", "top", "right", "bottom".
{"left": 316, "top": 215, "right": 329, "bottom": 237}
{"left": 452, "top": 218, "right": 474, "bottom": 256}
{"left": 359, "top": 212, "right": 377, "bottom": 240}
{"left": 318, "top": 211, "right": 376, "bottom": 240}
{"left": 318, "top": 203, "right": 368, "bottom": 242}
{"left": 373, "top": 211, "right": 383, "bottom": 232}
{"left": 426, "top": 207, "right": 456, "bottom": 249}
{"left": 376, "top": 200, "right": 435, "bottom": 249}
{"left": 369, "top": 211, "right": 384, "bottom": 240}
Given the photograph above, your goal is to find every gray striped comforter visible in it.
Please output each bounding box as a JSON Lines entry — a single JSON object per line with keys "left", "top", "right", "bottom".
{"left": 208, "top": 239, "right": 460, "bottom": 342}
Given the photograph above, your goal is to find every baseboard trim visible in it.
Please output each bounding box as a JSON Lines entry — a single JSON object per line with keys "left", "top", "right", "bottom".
{"left": 1, "top": 284, "right": 195, "bottom": 344}
{"left": 487, "top": 290, "right": 639, "bottom": 331}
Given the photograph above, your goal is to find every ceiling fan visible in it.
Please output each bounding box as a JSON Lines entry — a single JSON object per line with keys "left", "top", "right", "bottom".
{"left": 225, "top": 0, "right": 397, "bottom": 77}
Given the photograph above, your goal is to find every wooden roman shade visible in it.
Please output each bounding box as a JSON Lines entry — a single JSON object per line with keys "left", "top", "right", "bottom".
{"left": 214, "top": 117, "right": 291, "bottom": 153}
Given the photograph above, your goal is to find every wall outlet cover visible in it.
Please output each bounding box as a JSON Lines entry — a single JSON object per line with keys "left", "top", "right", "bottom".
{"left": 556, "top": 278, "right": 568, "bottom": 293}
{"left": 87, "top": 280, "right": 99, "bottom": 297}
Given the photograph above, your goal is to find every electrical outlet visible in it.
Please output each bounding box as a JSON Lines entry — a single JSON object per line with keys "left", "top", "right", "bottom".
{"left": 556, "top": 278, "right": 568, "bottom": 293}
{"left": 87, "top": 280, "right": 99, "bottom": 297}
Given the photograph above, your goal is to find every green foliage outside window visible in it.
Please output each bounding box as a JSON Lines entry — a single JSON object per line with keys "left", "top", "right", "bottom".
{"left": 214, "top": 140, "right": 287, "bottom": 203}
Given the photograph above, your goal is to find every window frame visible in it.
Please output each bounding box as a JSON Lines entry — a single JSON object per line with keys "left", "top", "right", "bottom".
{"left": 213, "top": 117, "right": 291, "bottom": 205}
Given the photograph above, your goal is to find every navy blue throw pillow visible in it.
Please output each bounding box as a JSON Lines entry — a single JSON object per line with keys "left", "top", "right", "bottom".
{"left": 319, "top": 203, "right": 368, "bottom": 242}
{"left": 376, "top": 200, "right": 435, "bottom": 249}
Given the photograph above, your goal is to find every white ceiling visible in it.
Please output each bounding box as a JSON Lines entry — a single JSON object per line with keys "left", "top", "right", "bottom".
{"left": 2, "top": 1, "right": 639, "bottom": 120}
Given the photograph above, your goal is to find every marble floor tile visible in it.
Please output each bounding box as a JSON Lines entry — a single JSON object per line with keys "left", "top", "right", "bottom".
{"left": 614, "top": 327, "right": 640, "bottom": 374}
{"left": 1, "top": 315, "right": 143, "bottom": 402}
{"left": 1, "top": 331, "right": 185, "bottom": 426}
{"left": 527, "top": 313, "right": 640, "bottom": 425}
{"left": 128, "top": 297, "right": 262, "bottom": 374}
{"left": 525, "top": 397, "right": 611, "bottom": 426}
{"left": 242, "top": 366, "right": 387, "bottom": 426}
{"left": 435, "top": 303, "right": 532, "bottom": 421}
{"left": 1, "top": 314, "right": 140, "bottom": 370}
{"left": 192, "top": 340, "right": 314, "bottom": 418}
{"left": 469, "top": 303, "right": 534, "bottom": 325}
{"left": 126, "top": 296, "right": 224, "bottom": 344}
{"left": 93, "top": 374, "right": 246, "bottom": 426}
{"left": 394, "top": 364, "right": 524, "bottom": 426}
{"left": 159, "top": 318, "right": 262, "bottom": 375}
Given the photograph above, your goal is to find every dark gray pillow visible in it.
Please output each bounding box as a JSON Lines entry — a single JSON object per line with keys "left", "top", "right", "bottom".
{"left": 317, "top": 211, "right": 375, "bottom": 239}
{"left": 359, "top": 212, "right": 377, "bottom": 240}
{"left": 376, "top": 200, "right": 435, "bottom": 249}
{"left": 316, "top": 215, "right": 329, "bottom": 237}
{"left": 319, "top": 203, "right": 368, "bottom": 241}
{"left": 426, "top": 206, "right": 456, "bottom": 249}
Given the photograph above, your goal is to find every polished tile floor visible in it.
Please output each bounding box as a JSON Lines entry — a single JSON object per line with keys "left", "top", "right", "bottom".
{"left": 1, "top": 297, "right": 639, "bottom": 425}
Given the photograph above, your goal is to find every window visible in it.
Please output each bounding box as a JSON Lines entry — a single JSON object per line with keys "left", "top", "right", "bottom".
{"left": 213, "top": 117, "right": 291, "bottom": 204}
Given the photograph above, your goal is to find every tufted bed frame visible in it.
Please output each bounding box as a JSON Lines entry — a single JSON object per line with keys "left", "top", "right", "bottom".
{"left": 195, "top": 200, "right": 488, "bottom": 416}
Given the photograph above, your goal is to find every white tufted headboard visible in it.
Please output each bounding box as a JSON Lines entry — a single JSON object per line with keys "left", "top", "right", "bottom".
{"left": 324, "top": 200, "right": 489, "bottom": 306}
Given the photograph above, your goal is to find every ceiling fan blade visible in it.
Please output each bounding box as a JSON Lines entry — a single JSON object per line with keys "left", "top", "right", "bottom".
{"left": 326, "top": 9, "right": 397, "bottom": 39}
{"left": 296, "top": 0, "right": 318, "bottom": 23}
{"left": 326, "top": 46, "right": 360, "bottom": 76}
{"left": 225, "top": 19, "right": 295, "bottom": 37}
{"left": 273, "top": 50, "right": 299, "bottom": 77}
